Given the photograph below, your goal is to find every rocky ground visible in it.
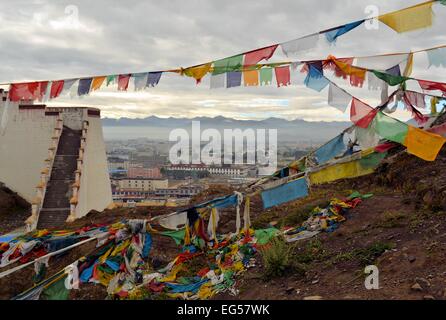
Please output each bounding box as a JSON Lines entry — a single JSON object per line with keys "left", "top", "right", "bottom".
{"left": 1, "top": 147, "right": 446, "bottom": 300}
{"left": 0, "top": 183, "right": 30, "bottom": 234}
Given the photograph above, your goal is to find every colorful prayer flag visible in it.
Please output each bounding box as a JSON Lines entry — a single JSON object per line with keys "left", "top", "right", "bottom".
{"left": 259, "top": 68, "right": 273, "bottom": 85}
{"left": 275, "top": 66, "right": 290, "bottom": 87}
{"left": 226, "top": 71, "right": 242, "bottom": 88}
{"left": 213, "top": 55, "right": 243, "bottom": 75}
{"left": 146, "top": 72, "right": 162, "bottom": 87}
{"left": 9, "top": 81, "right": 49, "bottom": 102}
{"left": 323, "top": 20, "right": 364, "bottom": 43}
{"left": 50, "top": 80, "right": 64, "bottom": 99}
{"left": 314, "top": 134, "right": 346, "bottom": 165}
{"left": 304, "top": 63, "right": 328, "bottom": 92}
{"left": 372, "top": 70, "right": 408, "bottom": 86}
{"left": 183, "top": 63, "right": 212, "bottom": 84}
{"left": 378, "top": 1, "right": 434, "bottom": 33}
{"left": 404, "top": 126, "right": 446, "bottom": 161}
{"left": 261, "top": 178, "right": 308, "bottom": 209}
{"left": 91, "top": 76, "right": 106, "bottom": 91}
{"left": 210, "top": 73, "right": 226, "bottom": 89}
{"left": 106, "top": 75, "right": 116, "bottom": 86}
{"left": 117, "top": 74, "right": 131, "bottom": 91}
{"left": 78, "top": 78, "right": 92, "bottom": 96}
{"left": 350, "top": 98, "right": 377, "bottom": 128}
{"left": 244, "top": 45, "right": 278, "bottom": 66}
{"left": 427, "top": 47, "right": 446, "bottom": 68}
{"left": 418, "top": 79, "right": 446, "bottom": 95}
{"left": 372, "top": 111, "right": 408, "bottom": 144}
{"left": 132, "top": 72, "right": 148, "bottom": 91}
{"left": 243, "top": 70, "right": 259, "bottom": 86}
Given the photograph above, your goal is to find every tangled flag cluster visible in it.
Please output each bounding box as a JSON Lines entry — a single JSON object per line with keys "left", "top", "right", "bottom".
{"left": 5, "top": 192, "right": 369, "bottom": 300}
{"left": 2, "top": 0, "right": 446, "bottom": 100}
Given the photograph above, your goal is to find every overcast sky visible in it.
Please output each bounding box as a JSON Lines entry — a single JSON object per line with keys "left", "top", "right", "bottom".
{"left": 0, "top": 0, "right": 445, "bottom": 121}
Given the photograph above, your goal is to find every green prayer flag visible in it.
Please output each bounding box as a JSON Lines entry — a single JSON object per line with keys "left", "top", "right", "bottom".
{"left": 254, "top": 228, "right": 279, "bottom": 245}
{"left": 161, "top": 229, "right": 185, "bottom": 245}
{"left": 41, "top": 276, "right": 70, "bottom": 300}
{"left": 106, "top": 75, "right": 116, "bottom": 86}
{"left": 372, "top": 112, "right": 408, "bottom": 144}
{"left": 359, "top": 151, "right": 387, "bottom": 169}
{"left": 372, "top": 70, "right": 409, "bottom": 86}
{"left": 259, "top": 68, "right": 273, "bottom": 85}
{"left": 212, "top": 55, "right": 243, "bottom": 75}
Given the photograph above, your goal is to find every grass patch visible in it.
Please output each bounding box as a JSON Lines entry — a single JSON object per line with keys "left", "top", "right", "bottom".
{"left": 260, "top": 237, "right": 306, "bottom": 279}
{"left": 331, "top": 241, "right": 394, "bottom": 266}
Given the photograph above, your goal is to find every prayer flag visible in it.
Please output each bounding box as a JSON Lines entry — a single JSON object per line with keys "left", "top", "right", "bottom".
{"left": 117, "top": 74, "right": 131, "bottom": 91}
{"left": 280, "top": 34, "right": 320, "bottom": 57}
{"left": 378, "top": 1, "right": 434, "bottom": 33}
{"left": 227, "top": 71, "right": 242, "bottom": 88}
{"left": 327, "top": 83, "right": 352, "bottom": 112}
{"left": 418, "top": 79, "right": 446, "bottom": 95}
{"left": 132, "top": 72, "right": 148, "bottom": 91}
{"left": 9, "top": 81, "right": 48, "bottom": 102}
{"left": 78, "top": 78, "right": 92, "bottom": 96}
{"left": 146, "top": 72, "right": 162, "bottom": 87}
{"left": 210, "top": 73, "right": 226, "bottom": 89}
{"left": 50, "top": 80, "right": 64, "bottom": 99}
{"left": 106, "top": 75, "right": 116, "bottom": 86}
{"left": 261, "top": 178, "right": 308, "bottom": 209}
{"left": 372, "top": 70, "right": 408, "bottom": 86}
{"left": 243, "top": 70, "right": 259, "bottom": 86}
{"left": 244, "top": 45, "right": 278, "bottom": 66}
{"left": 259, "top": 68, "right": 273, "bottom": 85}
{"left": 183, "top": 63, "right": 212, "bottom": 84}
{"left": 91, "top": 76, "right": 106, "bottom": 91}
{"left": 274, "top": 66, "right": 290, "bottom": 87}
{"left": 350, "top": 98, "right": 377, "bottom": 128}
{"left": 427, "top": 47, "right": 446, "bottom": 68}
{"left": 404, "top": 126, "right": 446, "bottom": 161}
{"left": 213, "top": 55, "right": 243, "bottom": 75}
{"left": 314, "top": 134, "right": 346, "bottom": 165}
{"left": 304, "top": 63, "right": 329, "bottom": 92}
{"left": 324, "top": 20, "right": 364, "bottom": 43}
{"left": 372, "top": 111, "right": 408, "bottom": 144}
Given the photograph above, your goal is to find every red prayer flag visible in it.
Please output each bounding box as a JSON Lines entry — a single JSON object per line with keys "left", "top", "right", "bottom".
{"left": 117, "top": 74, "right": 131, "bottom": 91}
{"left": 9, "top": 81, "right": 48, "bottom": 102}
{"left": 350, "top": 98, "right": 377, "bottom": 128}
{"left": 274, "top": 66, "right": 290, "bottom": 87}
{"left": 418, "top": 79, "right": 446, "bottom": 96}
{"left": 244, "top": 45, "right": 278, "bottom": 67}
{"left": 50, "top": 80, "right": 64, "bottom": 99}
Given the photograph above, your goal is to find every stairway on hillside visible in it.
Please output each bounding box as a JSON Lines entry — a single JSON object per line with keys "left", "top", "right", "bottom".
{"left": 37, "top": 126, "right": 81, "bottom": 229}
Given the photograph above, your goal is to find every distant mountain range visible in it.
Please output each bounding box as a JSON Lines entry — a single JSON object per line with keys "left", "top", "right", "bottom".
{"left": 102, "top": 116, "right": 350, "bottom": 143}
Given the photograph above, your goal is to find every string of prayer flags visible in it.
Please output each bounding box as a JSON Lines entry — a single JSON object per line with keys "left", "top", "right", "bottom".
{"left": 91, "top": 76, "right": 106, "bottom": 91}
{"left": 427, "top": 47, "right": 446, "bottom": 68}
{"left": 227, "top": 71, "right": 242, "bottom": 88}
{"left": 243, "top": 70, "right": 259, "bottom": 86}
{"left": 274, "top": 66, "right": 290, "bottom": 87}
{"left": 418, "top": 79, "right": 446, "bottom": 95}
{"left": 314, "top": 133, "right": 346, "bottom": 165}
{"left": 117, "top": 74, "right": 131, "bottom": 91}
{"left": 280, "top": 34, "right": 320, "bottom": 57}
{"left": 244, "top": 45, "right": 278, "bottom": 66}
{"left": 304, "top": 62, "right": 329, "bottom": 92}
{"left": 9, "top": 81, "right": 49, "bottom": 102}
{"left": 323, "top": 20, "right": 364, "bottom": 43}
{"left": 404, "top": 126, "right": 446, "bottom": 161}
{"left": 259, "top": 68, "right": 273, "bottom": 85}
{"left": 212, "top": 55, "right": 243, "bottom": 75}
{"left": 182, "top": 63, "right": 212, "bottom": 84}
{"left": 327, "top": 83, "right": 352, "bottom": 112}
{"left": 378, "top": 1, "right": 434, "bottom": 33}
{"left": 261, "top": 177, "right": 308, "bottom": 209}
{"left": 372, "top": 69, "right": 408, "bottom": 86}
{"left": 77, "top": 78, "right": 92, "bottom": 96}
{"left": 49, "top": 80, "right": 64, "bottom": 99}
{"left": 350, "top": 98, "right": 377, "bottom": 128}
{"left": 146, "top": 72, "right": 162, "bottom": 87}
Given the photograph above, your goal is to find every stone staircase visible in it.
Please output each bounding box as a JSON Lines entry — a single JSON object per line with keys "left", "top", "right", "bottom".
{"left": 37, "top": 126, "right": 81, "bottom": 229}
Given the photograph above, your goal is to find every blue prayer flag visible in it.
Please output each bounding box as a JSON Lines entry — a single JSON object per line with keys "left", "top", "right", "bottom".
{"left": 304, "top": 64, "right": 329, "bottom": 92}
{"left": 324, "top": 20, "right": 364, "bottom": 43}
{"left": 314, "top": 134, "right": 346, "bottom": 165}
{"left": 261, "top": 178, "right": 309, "bottom": 209}
{"left": 78, "top": 78, "right": 92, "bottom": 96}
{"left": 227, "top": 71, "right": 242, "bottom": 88}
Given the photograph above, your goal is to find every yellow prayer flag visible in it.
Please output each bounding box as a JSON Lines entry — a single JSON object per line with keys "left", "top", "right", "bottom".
{"left": 183, "top": 63, "right": 212, "bottom": 84}
{"left": 404, "top": 126, "right": 446, "bottom": 161}
{"left": 378, "top": 1, "right": 434, "bottom": 33}
{"left": 309, "top": 159, "right": 375, "bottom": 185}
{"left": 243, "top": 70, "right": 259, "bottom": 86}
{"left": 333, "top": 59, "right": 366, "bottom": 79}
